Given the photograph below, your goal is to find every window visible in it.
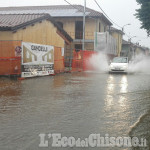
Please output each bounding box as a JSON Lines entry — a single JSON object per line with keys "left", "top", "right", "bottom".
{"left": 99, "top": 22, "right": 101, "bottom": 32}
{"left": 75, "top": 21, "right": 83, "bottom": 39}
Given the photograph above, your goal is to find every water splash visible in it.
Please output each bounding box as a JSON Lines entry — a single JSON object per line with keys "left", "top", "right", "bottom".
{"left": 89, "top": 52, "right": 109, "bottom": 72}
{"left": 128, "top": 54, "right": 150, "bottom": 74}
{"left": 89, "top": 52, "right": 150, "bottom": 74}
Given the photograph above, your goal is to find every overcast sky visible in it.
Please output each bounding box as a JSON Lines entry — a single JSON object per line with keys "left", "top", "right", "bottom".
{"left": 1, "top": 0, "right": 150, "bottom": 48}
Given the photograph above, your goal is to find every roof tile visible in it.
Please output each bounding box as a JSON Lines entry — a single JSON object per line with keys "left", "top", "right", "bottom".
{"left": 0, "top": 14, "right": 45, "bottom": 28}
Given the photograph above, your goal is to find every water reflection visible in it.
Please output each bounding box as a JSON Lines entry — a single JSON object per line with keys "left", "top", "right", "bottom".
{"left": 104, "top": 74, "right": 131, "bottom": 138}
{"left": 119, "top": 76, "right": 128, "bottom": 109}
{"left": 105, "top": 75, "right": 128, "bottom": 110}
{"left": 118, "top": 95, "right": 127, "bottom": 108}
{"left": 107, "top": 75, "right": 115, "bottom": 94}
{"left": 105, "top": 95, "right": 113, "bottom": 108}
{"left": 0, "top": 78, "right": 22, "bottom": 113}
{"left": 53, "top": 75, "right": 65, "bottom": 88}
{"left": 120, "top": 76, "right": 128, "bottom": 93}
{"left": 105, "top": 75, "right": 115, "bottom": 109}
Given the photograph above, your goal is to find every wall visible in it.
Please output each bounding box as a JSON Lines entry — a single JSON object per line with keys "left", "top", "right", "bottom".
{"left": 135, "top": 47, "right": 145, "bottom": 55}
{"left": 85, "top": 18, "right": 96, "bottom": 40}
{"left": 0, "top": 20, "right": 66, "bottom": 75}
{"left": 13, "top": 20, "right": 64, "bottom": 48}
{"left": 54, "top": 47, "right": 65, "bottom": 73}
{"left": 0, "top": 41, "right": 22, "bottom": 75}
{"left": 54, "top": 17, "right": 109, "bottom": 41}
{"left": 0, "top": 41, "right": 21, "bottom": 57}
{"left": 111, "top": 32, "right": 123, "bottom": 56}
{"left": 96, "top": 18, "right": 109, "bottom": 33}
{"left": 0, "top": 20, "right": 65, "bottom": 48}
{"left": 0, "top": 31, "right": 13, "bottom": 40}
{"left": 55, "top": 18, "right": 75, "bottom": 39}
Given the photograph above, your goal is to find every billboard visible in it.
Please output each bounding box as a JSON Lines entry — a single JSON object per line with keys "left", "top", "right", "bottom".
{"left": 21, "top": 42, "right": 54, "bottom": 78}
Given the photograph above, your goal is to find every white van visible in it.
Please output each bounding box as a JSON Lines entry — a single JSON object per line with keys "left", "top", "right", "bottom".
{"left": 109, "top": 57, "right": 128, "bottom": 73}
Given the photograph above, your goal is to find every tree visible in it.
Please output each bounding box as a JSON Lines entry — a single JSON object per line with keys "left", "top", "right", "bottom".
{"left": 135, "top": 0, "right": 150, "bottom": 36}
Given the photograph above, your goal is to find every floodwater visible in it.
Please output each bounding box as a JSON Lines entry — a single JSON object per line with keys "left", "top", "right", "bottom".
{"left": 0, "top": 72, "right": 150, "bottom": 150}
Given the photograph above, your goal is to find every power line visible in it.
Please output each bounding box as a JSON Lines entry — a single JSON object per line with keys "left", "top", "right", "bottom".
{"left": 63, "top": 0, "right": 84, "bottom": 13}
{"left": 64, "top": 0, "right": 135, "bottom": 39}
{"left": 64, "top": 0, "right": 122, "bottom": 29}
{"left": 93, "top": 0, "right": 141, "bottom": 40}
{"left": 63, "top": 0, "right": 99, "bottom": 22}
{"left": 124, "top": 32, "right": 131, "bottom": 38}
{"left": 94, "top": 0, "right": 122, "bottom": 29}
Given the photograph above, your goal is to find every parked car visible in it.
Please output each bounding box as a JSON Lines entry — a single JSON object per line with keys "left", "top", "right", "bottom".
{"left": 109, "top": 57, "right": 128, "bottom": 73}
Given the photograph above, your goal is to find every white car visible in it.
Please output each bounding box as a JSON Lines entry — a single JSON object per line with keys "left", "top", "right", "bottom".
{"left": 109, "top": 57, "right": 128, "bottom": 73}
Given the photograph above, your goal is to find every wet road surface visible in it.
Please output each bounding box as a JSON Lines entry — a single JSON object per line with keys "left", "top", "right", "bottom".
{"left": 0, "top": 72, "right": 150, "bottom": 150}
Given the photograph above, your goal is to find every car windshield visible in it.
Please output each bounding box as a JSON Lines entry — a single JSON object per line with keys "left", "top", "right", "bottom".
{"left": 112, "top": 57, "right": 128, "bottom": 63}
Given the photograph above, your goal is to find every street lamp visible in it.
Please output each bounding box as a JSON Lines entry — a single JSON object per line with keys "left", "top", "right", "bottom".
{"left": 122, "top": 23, "right": 131, "bottom": 32}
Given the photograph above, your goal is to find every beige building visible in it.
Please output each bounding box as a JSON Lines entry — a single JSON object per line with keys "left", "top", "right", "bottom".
{"left": 0, "top": 14, "right": 73, "bottom": 74}
{"left": 109, "top": 27, "right": 124, "bottom": 56}
{"left": 135, "top": 44, "right": 149, "bottom": 56}
{"left": 0, "top": 14, "right": 72, "bottom": 49}
{"left": 121, "top": 40, "right": 149, "bottom": 60}
{"left": 0, "top": 5, "right": 112, "bottom": 51}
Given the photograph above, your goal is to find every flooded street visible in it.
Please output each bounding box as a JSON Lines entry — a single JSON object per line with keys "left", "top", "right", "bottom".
{"left": 0, "top": 72, "right": 150, "bottom": 150}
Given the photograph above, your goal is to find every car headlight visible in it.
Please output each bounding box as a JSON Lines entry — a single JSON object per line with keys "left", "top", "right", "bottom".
{"left": 110, "top": 64, "right": 113, "bottom": 68}
{"left": 123, "top": 65, "right": 128, "bottom": 68}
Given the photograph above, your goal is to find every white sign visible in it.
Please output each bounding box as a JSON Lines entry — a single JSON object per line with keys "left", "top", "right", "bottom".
{"left": 21, "top": 42, "right": 54, "bottom": 78}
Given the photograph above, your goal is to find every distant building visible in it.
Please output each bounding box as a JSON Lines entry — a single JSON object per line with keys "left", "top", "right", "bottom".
{"left": 135, "top": 44, "right": 149, "bottom": 56}
{"left": 121, "top": 39, "right": 149, "bottom": 60}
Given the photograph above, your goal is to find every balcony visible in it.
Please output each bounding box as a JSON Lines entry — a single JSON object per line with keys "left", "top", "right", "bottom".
{"left": 67, "top": 31, "right": 94, "bottom": 41}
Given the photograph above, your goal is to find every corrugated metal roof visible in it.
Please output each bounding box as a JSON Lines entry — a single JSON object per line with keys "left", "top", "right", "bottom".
{"left": 0, "top": 5, "right": 112, "bottom": 25}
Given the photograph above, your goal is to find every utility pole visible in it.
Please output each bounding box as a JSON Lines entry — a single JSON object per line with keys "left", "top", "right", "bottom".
{"left": 82, "top": 0, "right": 86, "bottom": 50}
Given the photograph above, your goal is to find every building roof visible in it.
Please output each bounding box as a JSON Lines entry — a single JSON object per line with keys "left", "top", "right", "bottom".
{"left": 122, "top": 39, "right": 130, "bottom": 45}
{"left": 0, "top": 14, "right": 73, "bottom": 43}
{"left": 0, "top": 14, "right": 45, "bottom": 28}
{"left": 122, "top": 39, "right": 149, "bottom": 51}
{"left": 0, "top": 5, "right": 112, "bottom": 25}
{"left": 110, "top": 27, "right": 124, "bottom": 35}
{"left": 136, "top": 45, "right": 149, "bottom": 51}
